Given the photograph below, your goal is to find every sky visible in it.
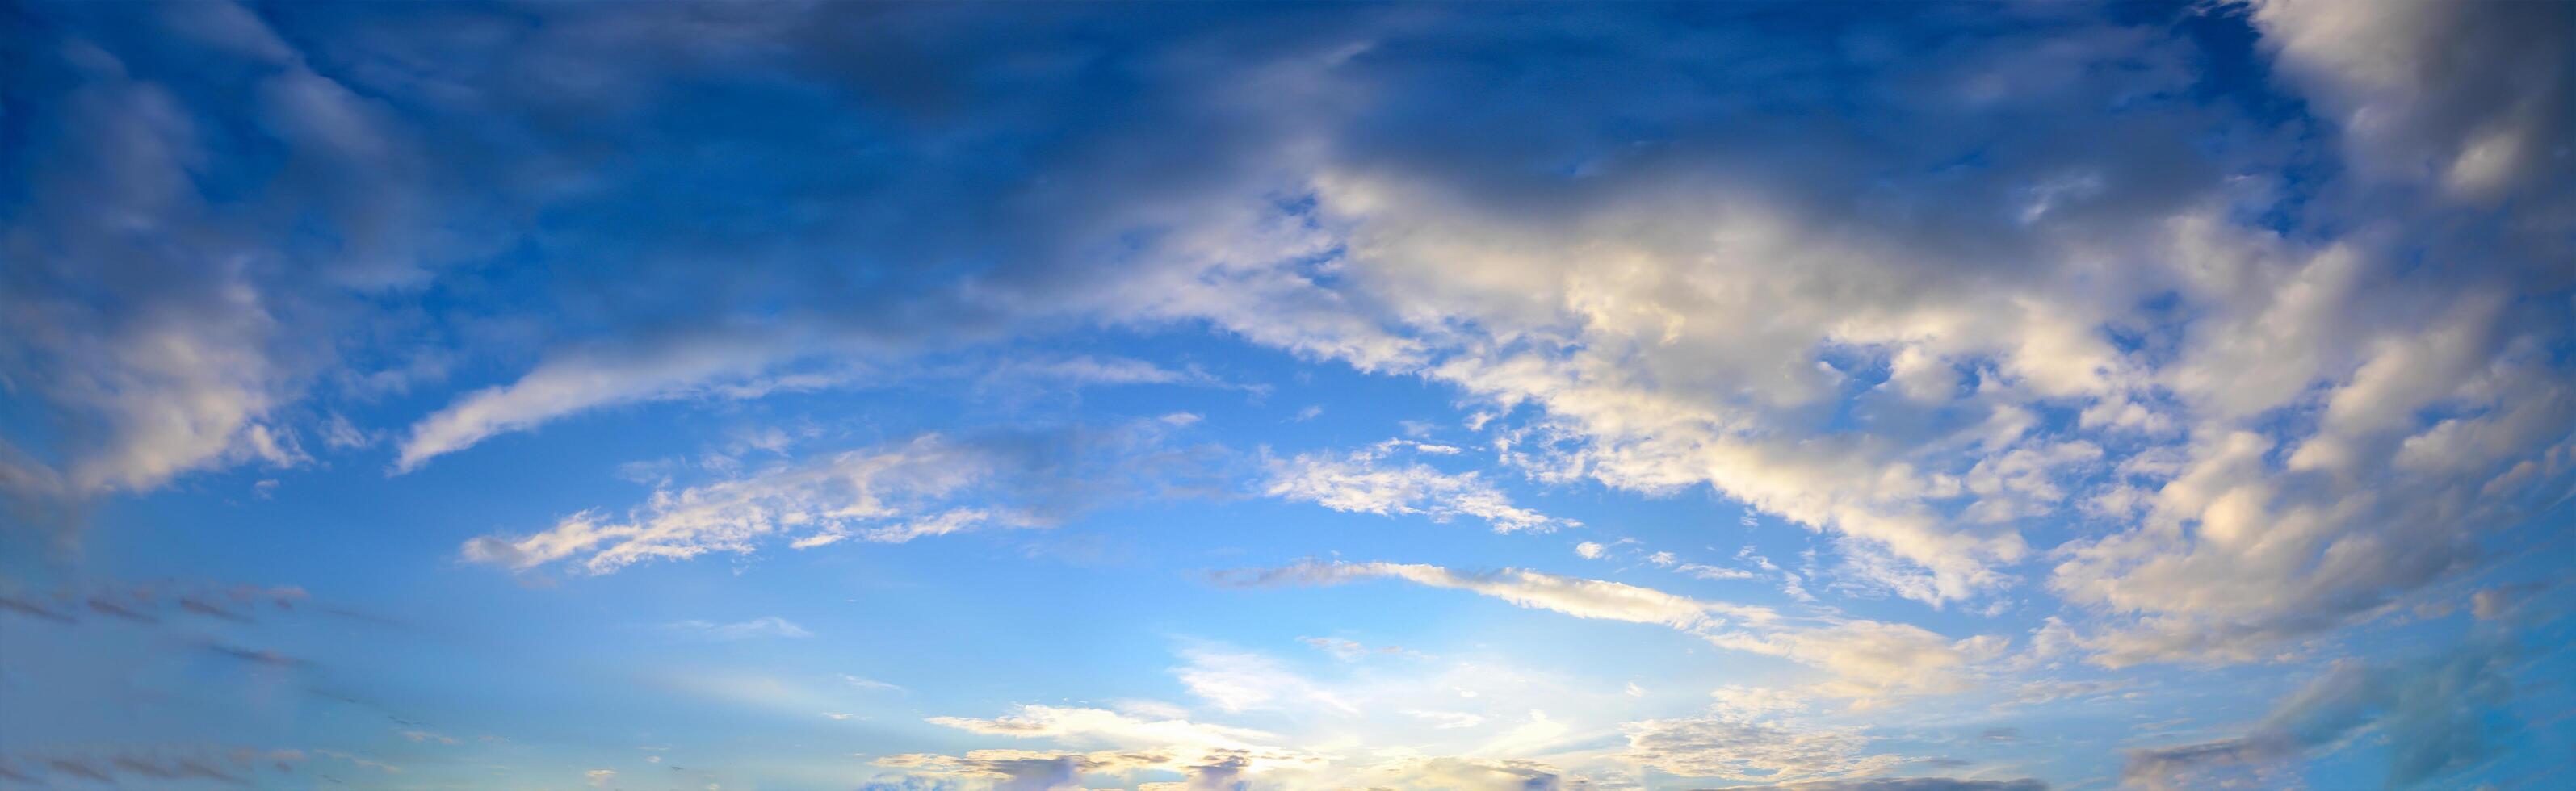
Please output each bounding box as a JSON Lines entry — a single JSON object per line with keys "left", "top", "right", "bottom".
{"left": 1, "top": 1, "right": 2572, "bottom": 789}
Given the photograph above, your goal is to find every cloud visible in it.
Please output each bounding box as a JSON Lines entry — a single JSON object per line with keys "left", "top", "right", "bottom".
{"left": 1173, "top": 648, "right": 1361, "bottom": 716}
{"left": 399, "top": 349, "right": 1236, "bottom": 474}
{"left": 2121, "top": 638, "right": 2519, "bottom": 789}
{"left": 925, "top": 705, "right": 1284, "bottom": 754}
{"left": 980, "top": 355, "right": 1250, "bottom": 393}
{"left": 894, "top": 697, "right": 1607, "bottom": 790}
{"left": 1224, "top": 559, "right": 1749, "bottom": 629}
{"left": 2246, "top": 0, "right": 2573, "bottom": 203}
{"left": 461, "top": 434, "right": 1006, "bottom": 574}
{"left": 1222, "top": 559, "right": 1990, "bottom": 701}
{"left": 8, "top": 12, "right": 2573, "bottom": 790}
{"left": 1100, "top": 0, "right": 2570, "bottom": 662}
{"left": 1622, "top": 715, "right": 1903, "bottom": 782}
{"left": 1328, "top": 756, "right": 1580, "bottom": 791}
{"left": 462, "top": 421, "right": 1210, "bottom": 575}
{"left": 0, "top": 749, "right": 302, "bottom": 787}
{"left": 842, "top": 674, "right": 906, "bottom": 692}
{"left": 890, "top": 705, "right": 1331, "bottom": 789}
{"left": 661, "top": 617, "right": 813, "bottom": 640}
{"left": 5, "top": 0, "right": 1350, "bottom": 513}
{"left": 5, "top": 2, "right": 2564, "bottom": 682}
{"left": 0, "top": 3, "right": 424, "bottom": 505}
{"left": 1299, "top": 636, "right": 1410, "bottom": 661}
{"left": 1403, "top": 709, "right": 1487, "bottom": 730}
{"left": 396, "top": 329, "right": 835, "bottom": 471}
{"left": 1731, "top": 781, "right": 2048, "bottom": 791}
{"left": 399, "top": 729, "right": 462, "bottom": 745}
{"left": 0, "top": 578, "right": 313, "bottom": 628}
{"left": 875, "top": 749, "right": 1186, "bottom": 791}
{"left": 1264, "top": 441, "right": 1575, "bottom": 534}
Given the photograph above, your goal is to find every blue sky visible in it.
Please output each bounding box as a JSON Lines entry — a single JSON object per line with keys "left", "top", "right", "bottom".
{"left": 2, "top": 2, "right": 2573, "bottom": 789}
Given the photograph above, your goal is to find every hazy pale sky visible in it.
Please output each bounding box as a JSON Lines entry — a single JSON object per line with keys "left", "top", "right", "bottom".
{"left": 3, "top": 2, "right": 2573, "bottom": 789}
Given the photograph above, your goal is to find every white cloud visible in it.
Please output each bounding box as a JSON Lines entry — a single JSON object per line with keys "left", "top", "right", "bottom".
{"left": 459, "top": 434, "right": 1012, "bottom": 575}
{"left": 926, "top": 705, "right": 1282, "bottom": 753}
{"left": 396, "top": 329, "right": 831, "bottom": 472}
{"left": 660, "top": 617, "right": 812, "bottom": 640}
{"left": 1177, "top": 111, "right": 2575, "bottom": 669}
{"left": 460, "top": 423, "right": 1201, "bottom": 575}
{"left": 1226, "top": 560, "right": 1987, "bottom": 701}
{"left": 12, "top": 14, "right": 2574, "bottom": 785}
{"left": 1622, "top": 716, "right": 1900, "bottom": 782}
{"left": 1174, "top": 647, "right": 1360, "bottom": 716}
{"left": 981, "top": 355, "right": 1250, "bottom": 395}
{"left": 1323, "top": 756, "right": 1575, "bottom": 791}
{"left": 1264, "top": 441, "right": 1575, "bottom": 534}
{"left": 887, "top": 705, "right": 1332, "bottom": 789}
{"left": 1676, "top": 563, "right": 1760, "bottom": 582}
{"left": 1235, "top": 559, "right": 1750, "bottom": 630}
{"left": 1404, "top": 709, "right": 1487, "bottom": 730}
{"left": 1300, "top": 636, "right": 1408, "bottom": 661}
{"left": 841, "top": 674, "right": 904, "bottom": 692}
{"left": 1068, "top": 2, "right": 2576, "bottom": 665}
{"left": 1708, "top": 685, "right": 1810, "bottom": 720}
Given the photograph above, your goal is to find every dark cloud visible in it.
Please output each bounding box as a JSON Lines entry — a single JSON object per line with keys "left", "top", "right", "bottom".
{"left": 0, "top": 593, "right": 78, "bottom": 623}
{"left": 86, "top": 595, "right": 161, "bottom": 623}
{"left": 0, "top": 579, "right": 314, "bottom": 627}
{"left": 6, "top": 749, "right": 299, "bottom": 787}
{"left": 203, "top": 641, "right": 311, "bottom": 668}
{"left": 1184, "top": 747, "right": 1253, "bottom": 791}
{"left": 46, "top": 760, "right": 112, "bottom": 782}
{"left": 179, "top": 596, "right": 255, "bottom": 623}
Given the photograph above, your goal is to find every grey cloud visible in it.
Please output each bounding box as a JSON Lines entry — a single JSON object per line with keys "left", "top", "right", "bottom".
{"left": 9, "top": 747, "right": 298, "bottom": 787}
{"left": 4, "top": 2, "right": 1356, "bottom": 497}
{"left": 0, "top": 579, "right": 312, "bottom": 627}
{"left": 1722, "top": 780, "right": 2047, "bottom": 791}
{"left": 874, "top": 748, "right": 1175, "bottom": 791}
{"left": 1182, "top": 748, "right": 1252, "bottom": 791}
{"left": 0, "top": 593, "right": 78, "bottom": 624}
{"left": 204, "top": 642, "right": 311, "bottom": 668}
{"left": 2248, "top": 0, "right": 2574, "bottom": 205}
{"left": 1622, "top": 716, "right": 1897, "bottom": 782}
{"left": 2121, "top": 638, "right": 2519, "bottom": 789}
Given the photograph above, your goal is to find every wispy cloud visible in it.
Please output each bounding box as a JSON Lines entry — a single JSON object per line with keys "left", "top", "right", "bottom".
{"left": 461, "top": 421, "right": 1209, "bottom": 575}
{"left": 661, "top": 617, "right": 812, "bottom": 640}
{"left": 1222, "top": 559, "right": 1996, "bottom": 701}
{"left": 1265, "top": 440, "right": 1575, "bottom": 534}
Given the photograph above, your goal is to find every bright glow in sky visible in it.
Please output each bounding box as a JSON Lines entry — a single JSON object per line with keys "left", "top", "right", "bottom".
{"left": 3, "top": 2, "right": 2574, "bottom": 789}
